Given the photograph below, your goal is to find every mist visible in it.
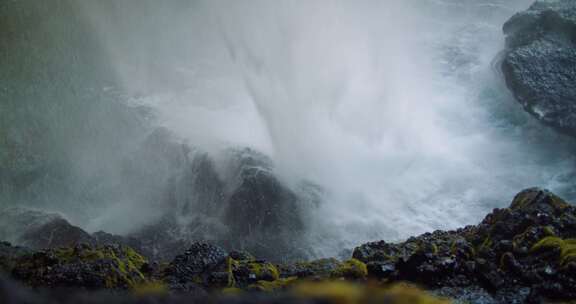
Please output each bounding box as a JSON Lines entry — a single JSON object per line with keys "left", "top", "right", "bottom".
{"left": 3, "top": 0, "right": 576, "bottom": 258}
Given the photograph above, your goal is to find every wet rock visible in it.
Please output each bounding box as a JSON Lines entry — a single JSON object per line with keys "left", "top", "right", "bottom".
{"left": 0, "top": 242, "right": 32, "bottom": 274}
{"left": 130, "top": 148, "right": 321, "bottom": 263}
{"left": 501, "top": 0, "right": 576, "bottom": 136}
{"left": 164, "top": 242, "right": 228, "bottom": 287}
{"left": 353, "top": 188, "right": 576, "bottom": 302}
{"left": 279, "top": 258, "right": 342, "bottom": 278}
{"left": 11, "top": 244, "right": 148, "bottom": 290}
{"left": 0, "top": 207, "right": 94, "bottom": 250}
{"left": 221, "top": 148, "right": 310, "bottom": 261}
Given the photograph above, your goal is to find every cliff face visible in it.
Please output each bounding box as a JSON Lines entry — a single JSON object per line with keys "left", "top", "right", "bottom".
{"left": 502, "top": 0, "right": 576, "bottom": 136}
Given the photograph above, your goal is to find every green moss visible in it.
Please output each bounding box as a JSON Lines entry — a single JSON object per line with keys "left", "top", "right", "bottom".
{"left": 331, "top": 259, "right": 368, "bottom": 279}
{"left": 250, "top": 277, "right": 298, "bottom": 292}
{"left": 543, "top": 226, "right": 556, "bottom": 237}
{"left": 246, "top": 261, "right": 279, "bottom": 281}
{"left": 132, "top": 281, "right": 168, "bottom": 296}
{"left": 52, "top": 245, "right": 149, "bottom": 289}
{"left": 531, "top": 236, "right": 576, "bottom": 265}
{"left": 510, "top": 194, "right": 532, "bottom": 210}
{"left": 125, "top": 246, "right": 147, "bottom": 270}
{"left": 449, "top": 241, "right": 475, "bottom": 259}
{"left": 292, "top": 281, "right": 450, "bottom": 304}
{"left": 227, "top": 257, "right": 238, "bottom": 287}
{"left": 291, "top": 258, "right": 342, "bottom": 278}
{"left": 531, "top": 236, "right": 565, "bottom": 252}
{"left": 511, "top": 191, "right": 569, "bottom": 212}
{"left": 549, "top": 196, "right": 570, "bottom": 211}
{"left": 431, "top": 244, "right": 439, "bottom": 255}
{"left": 478, "top": 236, "right": 493, "bottom": 253}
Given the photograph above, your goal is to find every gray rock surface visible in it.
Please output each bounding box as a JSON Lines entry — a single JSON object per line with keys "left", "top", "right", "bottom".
{"left": 502, "top": 0, "right": 576, "bottom": 136}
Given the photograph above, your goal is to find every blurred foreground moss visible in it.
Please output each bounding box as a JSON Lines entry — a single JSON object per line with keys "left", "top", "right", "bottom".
{"left": 293, "top": 281, "right": 450, "bottom": 304}
{"left": 224, "top": 280, "right": 450, "bottom": 304}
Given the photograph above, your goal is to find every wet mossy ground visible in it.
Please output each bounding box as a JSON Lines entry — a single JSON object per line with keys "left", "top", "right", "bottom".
{"left": 2, "top": 188, "right": 576, "bottom": 303}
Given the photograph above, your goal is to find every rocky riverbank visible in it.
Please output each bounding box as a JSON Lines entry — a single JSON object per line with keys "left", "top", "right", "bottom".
{"left": 1, "top": 187, "right": 576, "bottom": 303}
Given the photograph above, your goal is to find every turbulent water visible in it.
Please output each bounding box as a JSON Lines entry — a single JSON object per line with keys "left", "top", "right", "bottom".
{"left": 2, "top": 0, "right": 576, "bottom": 258}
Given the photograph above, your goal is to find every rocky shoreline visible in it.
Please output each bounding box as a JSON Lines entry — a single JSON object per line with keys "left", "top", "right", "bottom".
{"left": 1, "top": 187, "right": 576, "bottom": 303}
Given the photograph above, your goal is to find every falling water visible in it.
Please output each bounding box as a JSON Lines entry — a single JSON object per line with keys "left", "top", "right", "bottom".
{"left": 3, "top": 0, "right": 576, "bottom": 258}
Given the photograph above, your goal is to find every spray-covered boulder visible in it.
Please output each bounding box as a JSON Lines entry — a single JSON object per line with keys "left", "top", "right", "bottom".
{"left": 222, "top": 148, "right": 311, "bottom": 261}
{"left": 0, "top": 207, "right": 95, "bottom": 250}
{"left": 501, "top": 0, "right": 576, "bottom": 136}
{"left": 134, "top": 147, "right": 320, "bottom": 262}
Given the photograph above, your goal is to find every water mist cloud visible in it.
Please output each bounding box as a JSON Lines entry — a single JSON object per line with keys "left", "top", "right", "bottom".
{"left": 27, "top": 0, "right": 576, "bottom": 256}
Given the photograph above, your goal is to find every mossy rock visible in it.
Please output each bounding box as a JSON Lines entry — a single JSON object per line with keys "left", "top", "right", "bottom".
{"left": 531, "top": 236, "right": 576, "bottom": 265}
{"left": 230, "top": 259, "right": 280, "bottom": 286}
{"left": 331, "top": 259, "right": 368, "bottom": 280}
{"left": 510, "top": 188, "right": 569, "bottom": 214}
{"left": 281, "top": 258, "right": 342, "bottom": 278}
{"left": 249, "top": 277, "right": 298, "bottom": 292}
{"left": 13, "top": 244, "right": 150, "bottom": 289}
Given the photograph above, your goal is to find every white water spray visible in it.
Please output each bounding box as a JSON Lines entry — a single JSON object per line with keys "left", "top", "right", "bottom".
{"left": 19, "top": 0, "right": 576, "bottom": 256}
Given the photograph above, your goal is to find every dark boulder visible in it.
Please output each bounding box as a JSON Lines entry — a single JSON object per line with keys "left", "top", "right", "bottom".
{"left": 501, "top": 0, "right": 576, "bottom": 136}
{"left": 163, "top": 242, "right": 228, "bottom": 290}
{"left": 132, "top": 147, "right": 320, "bottom": 263}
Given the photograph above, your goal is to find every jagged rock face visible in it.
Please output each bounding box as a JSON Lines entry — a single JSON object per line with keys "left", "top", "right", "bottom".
{"left": 353, "top": 188, "right": 576, "bottom": 303}
{"left": 133, "top": 148, "right": 317, "bottom": 262}
{"left": 0, "top": 208, "right": 94, "bottom": 249}
{"left": 222, "top": 149, "right": 307, "bottom": 260}
{"left": 502, "top": 0, "right": 576, "bottom": 136}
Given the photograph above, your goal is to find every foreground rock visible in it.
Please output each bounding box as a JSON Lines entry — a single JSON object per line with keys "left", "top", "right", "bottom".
{"left": 354, "top": 188, "right": 576, "bottom": 303}
{"left": 8, "top": 244, "right": 150, "bottom": 290}
{"left": 2, "top": 188, "right": 576, "bottom": 303}
{"left": 501, "top": 0, "right": 576, "bottom": 136}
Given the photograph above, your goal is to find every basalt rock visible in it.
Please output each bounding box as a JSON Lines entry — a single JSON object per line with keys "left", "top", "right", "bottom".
{"left": 353, "top": 187, "right": 576, "bottom": 303}
{"left": 4, "top": 188, "right": 576, "bottom": 304}
{"left": 0, "top": 207, "right": 95, "bottom": 250}
{"left": 10, "top": 243, "right": 149, "bottom": 290}
{"left": 501, "top": 0, "right": 576, "bottom": 136}
{"left": 133, "top": 147, "right": 320, "bottom": 263}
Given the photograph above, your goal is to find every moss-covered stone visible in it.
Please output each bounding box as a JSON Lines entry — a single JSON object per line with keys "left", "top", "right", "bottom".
{"left": 12, "top": 244, "right": 149, "bottom": 289}
{"left": 249, "top": 277, "right": 298, "bottom": 292}
{"left": 331, "top": 259, "right": 368, "bottom": 280}
{"left": 231, "top": 259, "right": 280, "bottom": 286}
{"left": 280, "top": 258, "right": 342, "bottom": 278}
{"left": 510, "top": 188, "right": 569, "bottom": 213}
{"left": 531, "top": 236, "right": 576, "bottom": 265}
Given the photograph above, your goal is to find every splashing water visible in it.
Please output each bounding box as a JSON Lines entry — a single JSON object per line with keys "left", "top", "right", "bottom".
{"left": 4, "top": 0, "right": 576, "bottom": 258}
